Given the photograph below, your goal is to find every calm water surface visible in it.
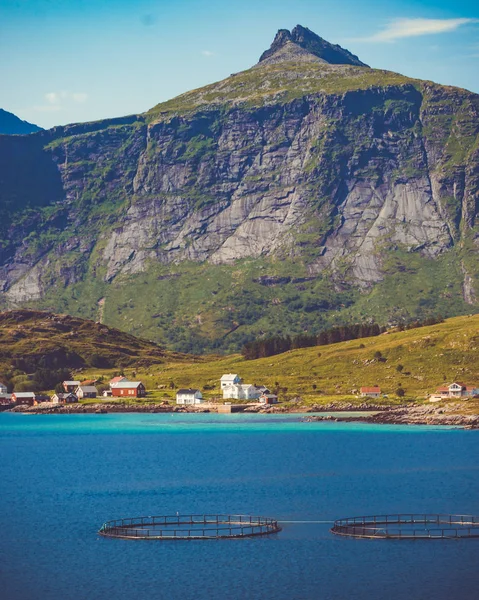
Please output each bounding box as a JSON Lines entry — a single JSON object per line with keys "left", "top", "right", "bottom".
{"left": 0, "top": 413, "right": 478, "bottom": 600}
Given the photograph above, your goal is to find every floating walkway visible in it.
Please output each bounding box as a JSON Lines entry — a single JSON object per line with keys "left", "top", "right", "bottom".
{"left": 99, "top": 514, "right": 281, "bottom": 540}
{"left": 331, "top": 514, "right": 479, "bottom": 539}
{"left": 99, "top": 513, "right": 479, "bottom": 541}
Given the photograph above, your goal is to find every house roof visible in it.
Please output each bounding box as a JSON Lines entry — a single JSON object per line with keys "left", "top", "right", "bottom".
{"left": 13, "top": 392, "right": 35, "bottom": 398}
{"left": 436, "top": 387, "right": 449, "bottom": 392}
{"left": 360, "top": 387, "right": 381, "bottom": 393}
{"left": 64, "top": 381, "right": 80, "bottom": 386}
{"left": 111, "top": 381, "right": 143, "bottom": 389}
{"left": 221, "top": 373, "right": 239, "bottom": 381}
{"left": 54, "top": 392, "right": 77, "bottom": 398}
{"left": 177, "top": 388, "right": 201, "bottom": 395}
{"left": 77, "top": 386, "right": 98, "bottom": 393}
{"left": 261, "top": 393, "right": 278, "bottom": 399}
{"left": 224, "top": 383, "right": 255, "bottom": 390}
{"left": 110, "top": 376, "right": 128, "bottom": 384}
{"left": 449, "top": 382, "right": 466, "bottom": 388}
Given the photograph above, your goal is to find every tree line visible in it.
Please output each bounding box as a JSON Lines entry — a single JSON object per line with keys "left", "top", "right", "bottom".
{"left": 241, "top": 317, "right": 444, "bottom": 360}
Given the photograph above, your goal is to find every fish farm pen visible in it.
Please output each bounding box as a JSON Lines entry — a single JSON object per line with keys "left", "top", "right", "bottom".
{"left": 331, "top": 514, "right": 479, "bottom": 539}
{"left": 99, "top": 514, "right": 281, "bottom": 540}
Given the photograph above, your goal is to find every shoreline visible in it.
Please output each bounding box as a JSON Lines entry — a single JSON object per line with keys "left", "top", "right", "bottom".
{"left": 4, "top": 400, "right": 479, "bottom": 429}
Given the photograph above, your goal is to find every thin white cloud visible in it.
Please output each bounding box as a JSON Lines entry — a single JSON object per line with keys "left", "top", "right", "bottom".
{"left": 201, "top": 50, "right": 214, "bottom": 57}
{"left": 72, "top": 92, "right": 88, "bottom": 103}
{"left": 360, "top": 18, "right": 478, "bottom": 42}
{"left": 33, "top": 91, "right": 88, "bottom": 112}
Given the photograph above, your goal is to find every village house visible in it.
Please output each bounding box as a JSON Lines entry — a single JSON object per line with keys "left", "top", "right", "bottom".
{"left": 63, "top": 380, "right": 80, "bottom": 393}
{"left": 176, "top": 389, "right": 203, "bottom": 405}
{"left": 223, "top": 384, "right": 260, "bottom": 400}
{"left": 76, "top": 385, "right": 98, "bottom": 399}
{"left": 220, "top": 374, "right": 241, "bottom": 389}
{"left": 33, "top": 394, "right": 51, "bottom": 405}
{"left": 52, "top": 392, "right": 78, "bottom": 404}
{"left": 435, "top": 383, "right": 479, "bottom": 399}
{"left": 110, "top": 376, "right": 128, "bottom": 386}
{"left": 0, "top": 394, "right": 12, "bottom": 406}
{"left": 360, "top": 386, "right": 381, "bottom": 398}
{"left": 111, "top": 381, "right": 146, "bottom": 398}
{"left": 103, "top": 390, "right": 112, "bottom": 397}
{"left": 0, "top": 382, "right": 7, "bottom": 395}
{"left": 256, "top": 385, "right": 271, "bottom": 395}
{"left": 259, "top": 392, "right": 278, "bottom": 405}
{"left": 11, "top": 392, "right": 36, "bottom": 406}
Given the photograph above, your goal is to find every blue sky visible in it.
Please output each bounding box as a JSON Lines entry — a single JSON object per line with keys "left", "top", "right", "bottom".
{"left": 1, "top": 0, "right": 478, "bottom": 129}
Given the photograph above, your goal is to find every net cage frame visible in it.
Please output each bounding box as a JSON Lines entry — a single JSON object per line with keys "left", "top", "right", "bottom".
{"left": 331, "top": 513, "right": 479, "bottom": 539}
{"left": 99, "top": 513, "right": 281, "bottom": 540}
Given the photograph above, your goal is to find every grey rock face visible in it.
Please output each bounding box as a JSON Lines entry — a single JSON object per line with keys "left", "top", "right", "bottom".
{"left": 258, "top": 25, "right": 369, "bottom": 67}
{"left": 0, "top": 33, "right": 477, "bottom": 310}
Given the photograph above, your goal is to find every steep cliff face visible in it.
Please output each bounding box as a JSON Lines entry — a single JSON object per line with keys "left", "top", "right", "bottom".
{"left": 1, "top": 26, "right": 478, "bottom": 351}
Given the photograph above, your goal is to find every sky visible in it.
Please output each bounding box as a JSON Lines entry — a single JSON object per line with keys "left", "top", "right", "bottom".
{"left": 1, "top": 0, "right": 478, "bottom": 129}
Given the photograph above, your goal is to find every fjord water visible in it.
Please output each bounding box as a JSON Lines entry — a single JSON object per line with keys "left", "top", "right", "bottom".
{"left": 1, "top": 413, "right": 478, "bottom": 600}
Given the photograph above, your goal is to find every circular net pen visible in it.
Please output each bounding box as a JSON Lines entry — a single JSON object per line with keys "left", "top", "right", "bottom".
{"left": 99, "top": 514, "right": 281, "bottom": 540}
{"left": 331, "top": 514, "right": 479, "bottom": 540}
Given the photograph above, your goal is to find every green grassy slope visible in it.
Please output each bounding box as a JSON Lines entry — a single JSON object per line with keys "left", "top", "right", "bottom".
{"left": 73, "top": 313, "right": 479, "bottom": 403}
{"left": 147, "top": 63, "right": 417, "bottom": 120}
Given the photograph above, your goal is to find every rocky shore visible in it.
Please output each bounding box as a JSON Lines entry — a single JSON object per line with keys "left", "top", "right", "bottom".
{"left": 7, "top": 400, "right": 478, "bottom": 429}
{"left": 302, "top": 402, "right": 479, "bottom": 429}
{"left": 7, "top": 402, "right": 211, "bottom": 414}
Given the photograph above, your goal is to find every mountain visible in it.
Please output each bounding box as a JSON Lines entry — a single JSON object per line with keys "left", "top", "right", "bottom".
{"left": 0, "top": 26, "right": 478, "bottom": 353}
{"left": 0, "top": 108, "right": 43, "bottom": 135}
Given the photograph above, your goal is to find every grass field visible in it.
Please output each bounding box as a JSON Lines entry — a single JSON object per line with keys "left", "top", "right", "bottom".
{"left": 75, "top": 313, "right": 479, "bottom": 405}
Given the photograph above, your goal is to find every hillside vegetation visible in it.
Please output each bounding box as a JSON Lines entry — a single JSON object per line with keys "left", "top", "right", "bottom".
{"left": 73, "top": 313, "right": 479, "bottom": 403}
{"left": 0, "top": 310, "right": 195, "bottom": 391}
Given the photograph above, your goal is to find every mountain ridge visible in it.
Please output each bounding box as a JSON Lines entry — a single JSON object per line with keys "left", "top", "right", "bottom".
{"left": 0, "top": 108, "right": 43, "bottom": 135}
{"left": 258, "top": 24, "right": 369, "bottom": 67}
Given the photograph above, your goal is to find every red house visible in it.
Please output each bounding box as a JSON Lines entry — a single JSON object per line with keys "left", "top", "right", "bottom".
{"left": 11, "top": 392, "right": 36, "bottom": 406}
{"left": 111, "top": 382, "right": 146, "bottom": 398}
{"left": 360, "top": 386, "right": 381, "bottom": 398}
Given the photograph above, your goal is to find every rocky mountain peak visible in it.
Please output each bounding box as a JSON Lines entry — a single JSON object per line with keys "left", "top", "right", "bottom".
{"left": 258, "top": 24, "right": 369, "bottom": 67}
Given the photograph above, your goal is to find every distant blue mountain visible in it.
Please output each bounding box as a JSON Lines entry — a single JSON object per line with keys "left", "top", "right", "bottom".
{"left": 0, "top": 108, "right": 43, "bottom": 135}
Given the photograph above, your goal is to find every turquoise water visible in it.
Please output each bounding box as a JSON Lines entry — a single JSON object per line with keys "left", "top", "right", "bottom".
{"left": 1, "top": 413, "right": 478, "bottom": 600}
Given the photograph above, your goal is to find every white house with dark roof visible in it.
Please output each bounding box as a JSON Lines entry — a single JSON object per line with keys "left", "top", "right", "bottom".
{"left": 0, "top": 382, "right": 7, "bottom": 395}
{"left": 220, "top": 374, "right": 241, "bottom": 389}
{"left": 52, "top": 392, "right": 78, "bottom": 404}
{"left": 75, "top": 385, "right": 98, "bottom": 399}
{"left": 176, "top": 389, "right": 203, "bottom": 405}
